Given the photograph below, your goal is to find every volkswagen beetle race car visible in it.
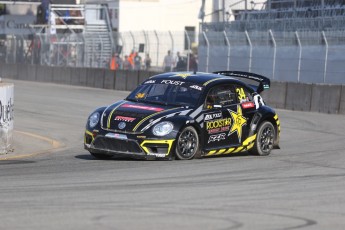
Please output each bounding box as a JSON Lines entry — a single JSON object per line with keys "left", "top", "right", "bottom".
{"left": 84, "top": 71, "right": 280, "bottom": 160}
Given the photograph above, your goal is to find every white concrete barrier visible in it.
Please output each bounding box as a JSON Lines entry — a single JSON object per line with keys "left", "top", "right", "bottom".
{"left": 0, "top": 82, "right": 14, "bottom": 154}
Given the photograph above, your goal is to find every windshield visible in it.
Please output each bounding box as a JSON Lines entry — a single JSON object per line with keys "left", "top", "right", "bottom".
{"left": 126, "top": 80, "right": 203, "bottom": 107}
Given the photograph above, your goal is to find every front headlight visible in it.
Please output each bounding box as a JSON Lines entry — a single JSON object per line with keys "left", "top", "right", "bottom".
{"left": 152, "top": 121, "right": 173, "bottom": 136}
{"left": 89, "top": 112, "right": 100, "bottom": 128}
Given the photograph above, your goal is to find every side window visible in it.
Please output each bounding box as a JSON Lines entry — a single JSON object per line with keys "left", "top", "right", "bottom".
{"left": 205, "top": 85, "right": 236, "bottom": 109}
{"left": 235, "top": 85, "right": 253, "bottom": 103}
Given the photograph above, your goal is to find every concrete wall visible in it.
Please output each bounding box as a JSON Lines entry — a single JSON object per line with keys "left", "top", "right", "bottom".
{"left": 1, "top": 63, "right": 344, "bottom": 115}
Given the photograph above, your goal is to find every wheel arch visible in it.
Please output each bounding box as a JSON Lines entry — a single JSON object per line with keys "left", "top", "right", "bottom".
{"left": 259, "top": 115, "right": 280, "bottom": 149}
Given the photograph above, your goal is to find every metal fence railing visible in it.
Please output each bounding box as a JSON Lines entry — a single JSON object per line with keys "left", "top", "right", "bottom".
{"left": 198, "top": 29, "right": 345, "bottom": 84}
{"left": 0, "top": 30, "right": 196, "bottom": 71}
{"left": 2, "top": 28, "right": 345, "bottom": 84}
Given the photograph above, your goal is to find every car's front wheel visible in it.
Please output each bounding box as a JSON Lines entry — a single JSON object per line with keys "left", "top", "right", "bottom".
{"left": 175, "top": 126, "right": 201, "bottom": 160}
{"left": 90, "top": 151, "right": 113, "bottom": 160}
{"left": 251, "top": 121, "right": 275, "bottom": 156}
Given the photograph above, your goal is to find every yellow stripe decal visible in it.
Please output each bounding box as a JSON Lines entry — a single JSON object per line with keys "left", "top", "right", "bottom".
{"left": 233, "top": 147, "right": 244, "bottom": 153}
{"left": 140, "top": 140, "right": 175, "bottom": 156}
{"left": 205, "top": 134, "right": 257, "bottom": 157}
{"left": 84, "top": 130, "right": 94, "bottom": 143}
{"left": 206, "top": 150, "right": 217, "bottom": 156}
{"left": 133, "top": 107, "right": 178, "bottom": 132}
{"left": 216, "top": 149, "right": 226, "bottom": 155}
{"left": 247, "top": 143, "right": 255, "bottom": 150}
{"left": 203, "top": 78, "right": 225, "bottom": 86}
{"left": 243, "top": 134, "right": 256, "bottom": 146}
{"left": 224, "top": 148, "right": 235, "bottom": 154}
{"left": 107, "top": 101, "right": 127, "bottom": 128}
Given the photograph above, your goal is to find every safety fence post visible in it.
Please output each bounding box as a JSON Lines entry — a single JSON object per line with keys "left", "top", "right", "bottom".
{"left": 154, "top": 30, "right": 159, "bottom": 67}
{"left": 269, "top": 29, "right": 277, "bottom": 80}
{"left": 129, "top": 31, "right": 135, "bottom": 52}
{"left": 295, "top": 31, "right": 302, "bottom": 82}
{"left": 169, "top": 31, "right": 174, "bottom": 71}
{"left": 223, "top": 30, "right": 230, "bottom": 71}
{"left": 185, "top": 30, "right": 191, "bottom": 71}
{"left": 245, "top": 30, "right": 252, "bottom": 72}
{"left": 322, "top": 31, "right": 328, "bottom": 83}
{"left": 202, "top": 31, "right": 209, "bottom": 72}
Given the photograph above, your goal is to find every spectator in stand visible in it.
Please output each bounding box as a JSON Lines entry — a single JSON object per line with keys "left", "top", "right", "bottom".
{"left": 189, "top": 53, "right": 198, "bottom": 72}
{"left": 175, "top": 51, "right": 186, "bottom": 71}
{"left": 123, "top": 55, "right": 132, "bottom": 70}
{"left": 163, "top": 50, "right": 174, "bottom": 72}
{"left": 110, "top": 53, "right": 119, "bottom": 70}
{"left": 144, "top": 53, "right": 152, "bottom": 70}
{"left": 128, "top": 50, "right": 136, "bottom": 69}
{"left": 116, "top": 53, "right": 123, "bottom": 69}
{"left": 134, "top": 53, "right": 142, "bottom": 70}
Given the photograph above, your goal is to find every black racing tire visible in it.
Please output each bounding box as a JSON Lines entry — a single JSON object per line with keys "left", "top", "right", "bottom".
{"left": 175, "top": 126, "right": 201, "bottom": 160}
{"left": 89, "top": 151, "right": 113, "bottom": 160}
{"left": 251, "top": 121, "right": 275, "bottom": 156}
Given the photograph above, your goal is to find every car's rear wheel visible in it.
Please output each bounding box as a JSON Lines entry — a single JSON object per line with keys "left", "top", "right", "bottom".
{"left": 175, "top": 126, "right": 201, "bottom": 160}
{"left": 90, "top": 151, "right": 113, "bottom": 159}
{"left": 251, "top": 121, "right": 275, "bottom": 156}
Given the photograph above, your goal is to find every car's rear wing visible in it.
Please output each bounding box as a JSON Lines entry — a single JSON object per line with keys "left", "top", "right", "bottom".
{"left": 213, "top": 71, "right": 270, "bottom": 94}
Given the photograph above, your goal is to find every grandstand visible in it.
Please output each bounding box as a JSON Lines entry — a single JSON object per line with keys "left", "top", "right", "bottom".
{"left": 199, "top": 0, "right": 345, "bottom": 84}
{"left": 203, "top": 0, "right": 345, "bottom": 32}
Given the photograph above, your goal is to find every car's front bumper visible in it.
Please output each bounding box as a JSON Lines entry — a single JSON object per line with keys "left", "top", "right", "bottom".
{"left": 84, "top": 131, "right": 175, "bottom": 160}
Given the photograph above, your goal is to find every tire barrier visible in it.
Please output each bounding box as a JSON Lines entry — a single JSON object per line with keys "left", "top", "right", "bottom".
{"left": 0, "top": 62, "right": 344, "bottom": 115}
{"left": 0, "top": 82, "right": 14, "bottom": 154}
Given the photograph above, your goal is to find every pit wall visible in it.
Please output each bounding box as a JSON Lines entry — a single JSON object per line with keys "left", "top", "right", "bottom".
{"left": 1, "top": 62, "right": 344, "bottom": 115}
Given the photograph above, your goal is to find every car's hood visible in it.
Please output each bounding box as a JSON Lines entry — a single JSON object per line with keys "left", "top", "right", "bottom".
{"left": 101, "top": 100, "right": 192, "bottom": 133}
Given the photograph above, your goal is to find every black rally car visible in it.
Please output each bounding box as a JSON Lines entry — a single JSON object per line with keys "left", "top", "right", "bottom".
{"left": 84, "top": 71, "right": 280, "bottom": 160}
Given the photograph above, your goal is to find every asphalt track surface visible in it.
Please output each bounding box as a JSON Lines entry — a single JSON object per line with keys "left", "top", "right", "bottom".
{"left": 1, "top": 80, "right": 345, "bottom": 230}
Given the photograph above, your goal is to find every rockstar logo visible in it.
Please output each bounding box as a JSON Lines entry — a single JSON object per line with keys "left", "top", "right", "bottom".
{"left": 173, "top": 73, "right": 192, "bottom": 79}
{"left": 228, "top": 105, "right": 247, "bottom": 143}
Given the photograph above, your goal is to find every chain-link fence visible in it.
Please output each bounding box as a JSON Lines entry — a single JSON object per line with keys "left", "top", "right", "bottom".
{"left": 198, "top": 29, "right": 345, "bottom": 84}
{"left": 2, "top": 28, "right": 345, "bottom": 84}
{"left": 0, "top": 30, "right": 197, "bottom": 71}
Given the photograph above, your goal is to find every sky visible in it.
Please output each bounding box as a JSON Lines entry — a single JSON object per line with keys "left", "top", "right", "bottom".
{"left": 119, "top": 0, "right": 206, "bottom": 32}
{"left": 119, "top": 0, "right": 265, "bottom": 31}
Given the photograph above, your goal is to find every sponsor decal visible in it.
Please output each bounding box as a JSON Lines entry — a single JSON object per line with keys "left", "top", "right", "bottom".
{"left": 208, "top": 133, "right": 226, "bottom": 143}
{"left": 136, "top": 135, "right": 146, "bottom": 139}
{"left": 206, "top": 134, "right": 257, "bottom": 156}
{"left": 236, "top": 87, "right": 247, "bottom": 102}
{"left": 144, "top": 80, "right": 156, "bottom": 84}
{"left": 118, "top": 122, "right": 126, "bottom": 130}
{"left": 190, "top": 85, "right": 202, "bottom": 91}
{"left": 253, "top": 94, "right": 265, "bottom": 109}
{"left": 208, "top": 126, "right": 230, "bottom": 134}
{"left": 206, "top": 118, "right": 231, "bottom": 134}
{"left": 173, "top": 73, "right": 192, "bottom": 79}
{"left": 228, "top": 105, "right": 247, "bottom": 143}
{"left": 147, "top": 153, "right": 166, "bottom": 158}
{"left": 105, "top": 133, "right": 128, "bottom": 140}
{"left": 0, "top": 98, "right": 14, "bottom": 125}
{"left": 114, "top": 116, "right": 136, "bottom": 122}
{"left": 204, "top": 112, "right": 222, "bottom": 121}
{"left": 161, "top": 80, "right": 185, "bottom": 86}
{"left": 241, "top": 102, "right": 255, "bottom": 109}
{"left": 135, "top": 93, "right": 146, "bottom": 99}
{"left": 121, "top": 104, "right": 164, "bottom": 112}
{"left": 206, "top": 118, "right": 231, "bottom": 129}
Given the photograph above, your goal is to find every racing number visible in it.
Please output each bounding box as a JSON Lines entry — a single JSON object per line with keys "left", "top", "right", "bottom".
{"left": 236, "top": 88, "right": 246, "bottom": 102}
